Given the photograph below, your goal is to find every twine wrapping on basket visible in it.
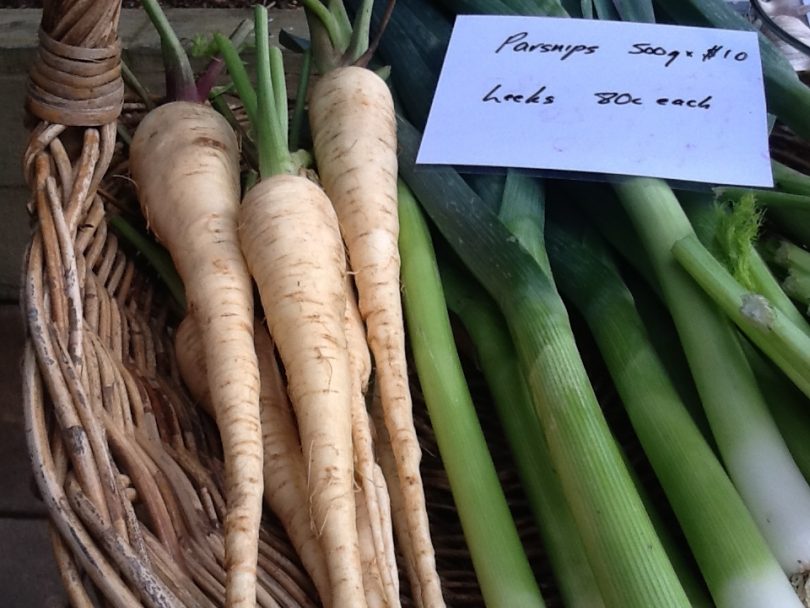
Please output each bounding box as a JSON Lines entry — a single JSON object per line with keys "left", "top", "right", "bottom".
{"left": 26, "top": 0, "right": 124, "bottom": 126}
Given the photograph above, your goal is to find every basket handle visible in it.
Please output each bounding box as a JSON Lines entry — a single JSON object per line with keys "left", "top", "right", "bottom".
{"left": 26, "top": 0, "right": 124, "bottom": 127}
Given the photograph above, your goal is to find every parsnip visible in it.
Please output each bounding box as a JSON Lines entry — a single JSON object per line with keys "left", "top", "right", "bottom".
{"left": 224, "top": 8, "right": 367, "bottom": 606}
{"left": 131, "top": 101, "right": 263, "bottom": 607}
{"left": 309, "top": 60, "right": 443, "bottom": 608}
{"left": 174, "top": 315, "right": 333, "bottom": 607}
{"left": 344, "top": 275, "right": 400, "bottom": 607}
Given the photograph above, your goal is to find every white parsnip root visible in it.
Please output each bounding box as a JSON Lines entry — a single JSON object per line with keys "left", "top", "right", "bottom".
{"left": 131, "top": 101, "right": 263, "bottom": 608}
{"left": 175, "top": 314, "right": 212, "bottom": 417}
{"left": 253, "top": 324, "right": 333, "bottom": 608}
{"left": 357, "top": 483, "right": 389, "bottom": 608}
{"left": 239, "top": 174, "right": 366, "bottom": 608}
{"left": 159, "top": 5, "right": 447, "bottom": 603}
{"left": 371, "top": 387, "right": 423, "bottom": 608}
{"left": 174, "top": 315, "right": 333, "bottom": 607}
{"left": 310, "top": 65, "right": 444, "bottom": 607}
{"left": 344, "top": 274, "right": 400, "bottom": 607}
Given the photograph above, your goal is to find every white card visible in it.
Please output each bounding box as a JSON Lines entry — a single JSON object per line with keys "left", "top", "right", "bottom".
{"left": 417, "top": 15, "right": 773, "bottom": 187}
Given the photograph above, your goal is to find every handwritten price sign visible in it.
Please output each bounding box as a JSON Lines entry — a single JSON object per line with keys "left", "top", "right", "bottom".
{"left": 417, "top": 16, "right": 772, "bottom": 187}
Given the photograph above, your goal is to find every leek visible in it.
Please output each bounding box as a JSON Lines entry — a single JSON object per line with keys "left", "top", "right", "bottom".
{"left": 497, "top": 152, "right": 706, "bottom": 608}
{"left": 746, "top": 341, "right": 810, "bottom": 483}
{"left": 653, "top": 0, "right": 810, "bottom": 141}
{"left": 560, "top": 188, "right": 715, "bottom": 444}
{"left": 615, "top": 177, "right": 810, "bottom": 596}
{"left": 397, "top": 180, "right": 545, "bottom": 608}
{"left": 498, "top": 170, "right": 549, "bottom": 271}
{"left": 546, "top": 216, "right": 798, "bottom": 608}
{"left": 719, "top": 184, "right": 810, "bottom": 247}
{"left": 682, "top": 196, "right": 810, "bottom": 484}
{"left": 398, "top": 116, "right": 690, "bottom": 608}
{"left": 680, "top": 192, "right": 810, "bottom": 335}
{"left": 773, "top": 162, "right": 810, "bottom": 197}
{"left": 610, "top": 0, "right": 655, "bottom": 23}
{"left": 672, "top": 234, "right": 810, "bottom": 401}
{"left": 770, "top": 239, "right": 810, "bottom": 276}
{"left": 717, "top": 189, "right": 810, "bottom": 214}
{"left": 440, "top": 260, "right": 606, "bottom": 608}
{"left": 784, "top": 269, "right": 810, "bottom": 311}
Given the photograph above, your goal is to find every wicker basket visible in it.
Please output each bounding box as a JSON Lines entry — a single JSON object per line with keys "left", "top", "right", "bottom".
{"left": 19, "top": 2, "right": 557, "bottom": 606}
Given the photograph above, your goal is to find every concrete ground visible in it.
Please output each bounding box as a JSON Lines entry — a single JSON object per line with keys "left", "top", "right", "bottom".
{"left": 0, "top": 303, "right": 68, "bottom": 607}
{"left": 0, "top": 8, "right": 306, "bottom": 604}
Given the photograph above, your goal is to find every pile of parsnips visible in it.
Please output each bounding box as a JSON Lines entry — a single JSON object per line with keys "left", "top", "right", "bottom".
{"left": 128, "top": 2, "right": 444, "bottom": 607}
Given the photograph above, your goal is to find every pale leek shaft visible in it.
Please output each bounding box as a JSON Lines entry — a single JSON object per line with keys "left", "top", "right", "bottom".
{"left": 546, "top": 217, "right": 799, "bottom": 608}
{"left": 615, "top": 177, "right": 810, "bottom": 593}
